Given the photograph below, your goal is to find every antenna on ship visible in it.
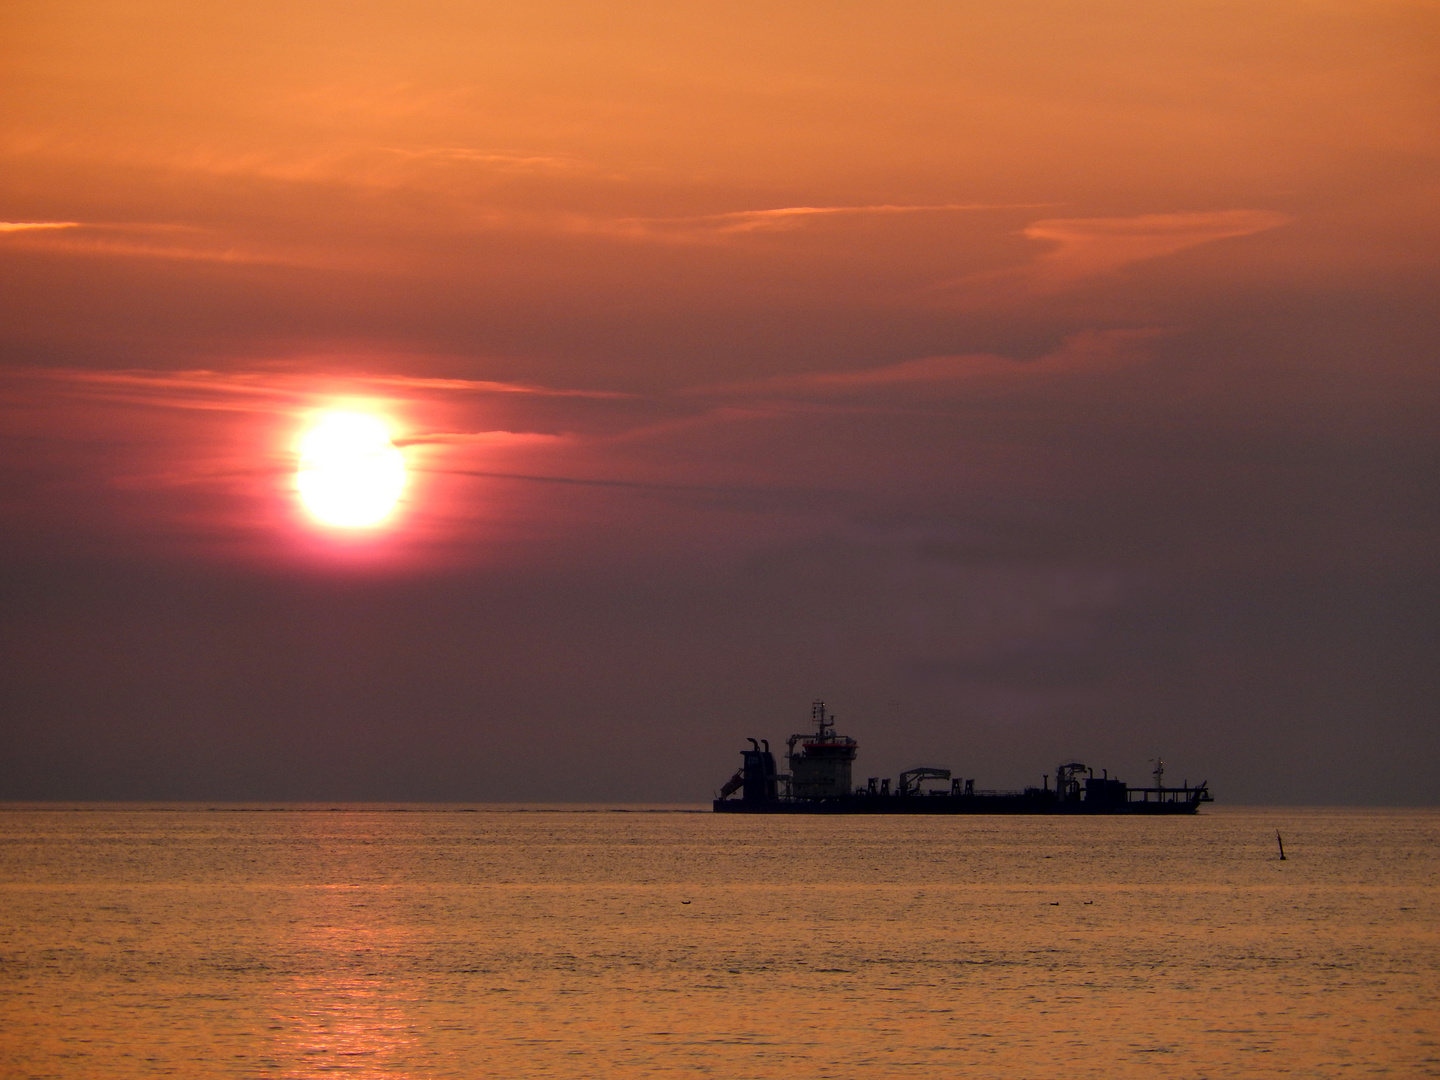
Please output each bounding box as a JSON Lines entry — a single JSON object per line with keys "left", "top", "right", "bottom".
{"left": 812, "top": 699, "right": 833, "bottom": 739}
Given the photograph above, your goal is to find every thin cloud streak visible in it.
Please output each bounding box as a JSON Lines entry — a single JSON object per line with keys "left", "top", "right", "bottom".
{"left": 1021, "top": 210, "right": 1293, "bottom": 285}
{"left": 687, "top": 329, "right": 1163, "bottom": 400}
{"left": 8, "top": 367, "right": 625, "bottom": 418}
{"left": 0, "top": 221, "right": 339, "bottom": 268}
{"left": 0, "top": 221, "right": 81, "bottom": 232}
{"left": 377, "top": 146, "right": 587, "bottom": 171}
{"left": 935, "top": 209, "right": 1293, "bottom": 300}
{"left": 434, "top": 467, "right": 754, "bottom": 494}
{"left": 597, "top": 202, "right": 1057, "bottom": 243}
{"left": 356, "top": 374, "right": 630, "bottom": 398}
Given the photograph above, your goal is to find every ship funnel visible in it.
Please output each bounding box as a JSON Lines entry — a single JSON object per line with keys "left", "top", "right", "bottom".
{"left": 738, "top": 737, "right": 779, "bottom": 807}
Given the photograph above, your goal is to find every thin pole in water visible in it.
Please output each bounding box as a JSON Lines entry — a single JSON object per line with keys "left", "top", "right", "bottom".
{"left": 1276, "top": 830, "right": 1287, "bottom": 861}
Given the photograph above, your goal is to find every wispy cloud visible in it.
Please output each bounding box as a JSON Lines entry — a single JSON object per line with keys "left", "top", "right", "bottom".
{"left": 396, "top": 430, "right": 566, "bottom": 449}
{"left": 0, "top": 220, "right": 338, "bottom": 268}
{"left": 1020, "top": 210, "right": 1291, "bottom": 289}
{"left": 689, "top": 329, "right": 1161, "bottom": 402}
{"left": 4, "top": 367, "right": 627, "bottom": 419}
{"left": 0, "top": 196, "right": 1042, "bottom": 265}
{"left": 938, "top": 209, "right": 1292, "bottom": 300}
{"left": 353, "top": 373, "right": 629, "bottom": 399}
{"left": 377, "top": 146, "right": 584, "bottom": 171}
{"left": 595, "top": 202, "right": 1053, "bottom": 243}
{"left": 0, "top": 221, "right": 81, "bottom": 232}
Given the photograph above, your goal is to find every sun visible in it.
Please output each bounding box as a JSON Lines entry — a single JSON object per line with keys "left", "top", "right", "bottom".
{"left": 296, "top": 411, "right": 407, "bottom": 528}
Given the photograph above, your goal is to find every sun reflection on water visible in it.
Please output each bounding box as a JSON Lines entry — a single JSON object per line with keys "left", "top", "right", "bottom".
{"left": 273, "top": 976, "right": 423, "bottom": 1078}
{"left": 264, "top": 880, "right": 426, "bottom": 1077}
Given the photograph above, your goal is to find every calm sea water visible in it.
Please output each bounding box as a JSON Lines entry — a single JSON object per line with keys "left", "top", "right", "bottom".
{"left": 0, "top": 805, "right": 1436, "bottom": 1079}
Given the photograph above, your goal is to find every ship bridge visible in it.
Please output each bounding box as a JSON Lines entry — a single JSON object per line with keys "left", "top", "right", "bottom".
{"left": 787, "top": 700, "right": 857, "bottom": 799}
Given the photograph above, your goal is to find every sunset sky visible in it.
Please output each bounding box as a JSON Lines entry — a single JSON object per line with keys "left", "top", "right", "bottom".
{"left": 2, "top": 0, "right": 1436, "bottom": 802}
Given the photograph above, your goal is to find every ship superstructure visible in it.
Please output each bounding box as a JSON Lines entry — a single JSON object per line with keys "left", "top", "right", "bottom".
{"left": 714, "top": 700, "right": 1212, "bottom": 815}
{"left": 786, "top": 700, "right": 857, "bottom": 799}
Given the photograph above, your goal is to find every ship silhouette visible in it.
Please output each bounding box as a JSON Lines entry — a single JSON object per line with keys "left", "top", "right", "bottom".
{"left": 714, "top": 701, "right": 1212, "bottom": 815}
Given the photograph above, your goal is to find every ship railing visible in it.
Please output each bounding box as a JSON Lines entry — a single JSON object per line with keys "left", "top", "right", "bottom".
{"left": 1125, "top": 785, "right": 1207, "bottom": 804}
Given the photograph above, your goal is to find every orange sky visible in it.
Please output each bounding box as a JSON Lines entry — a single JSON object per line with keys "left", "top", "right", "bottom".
{"left": 1, "top": 1, "right": 1437, "bottom": 801}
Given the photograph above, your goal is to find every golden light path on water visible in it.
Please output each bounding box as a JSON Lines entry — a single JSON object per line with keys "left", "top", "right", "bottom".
{"left": 296, "top": 411, "right": 407, "bottom": 528}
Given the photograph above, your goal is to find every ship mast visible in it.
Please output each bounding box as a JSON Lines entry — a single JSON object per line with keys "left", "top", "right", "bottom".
{"left": 813, "top": 699, "right": 834, "bottom": 740}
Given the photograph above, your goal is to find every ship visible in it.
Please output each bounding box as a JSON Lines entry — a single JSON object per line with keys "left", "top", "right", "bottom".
{"left": 713, "top": 701, "right": 1212, "bottom": 814}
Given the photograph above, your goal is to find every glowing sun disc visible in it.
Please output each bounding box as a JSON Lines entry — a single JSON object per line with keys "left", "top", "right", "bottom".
{"left": 297, "top": 411, "right": 406, "bottom": 527}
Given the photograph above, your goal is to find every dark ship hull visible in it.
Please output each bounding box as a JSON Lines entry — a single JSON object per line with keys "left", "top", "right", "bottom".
{"left": 713, "top": 791, "right": 1208, "bottom": 814}
{"left": 713, "top": 701, "right": 1212, "bottom": 815}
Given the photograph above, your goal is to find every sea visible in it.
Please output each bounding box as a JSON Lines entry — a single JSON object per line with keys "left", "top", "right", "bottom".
{"left": 0, "top": 805, "right": 1435, "bottom": 1079}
